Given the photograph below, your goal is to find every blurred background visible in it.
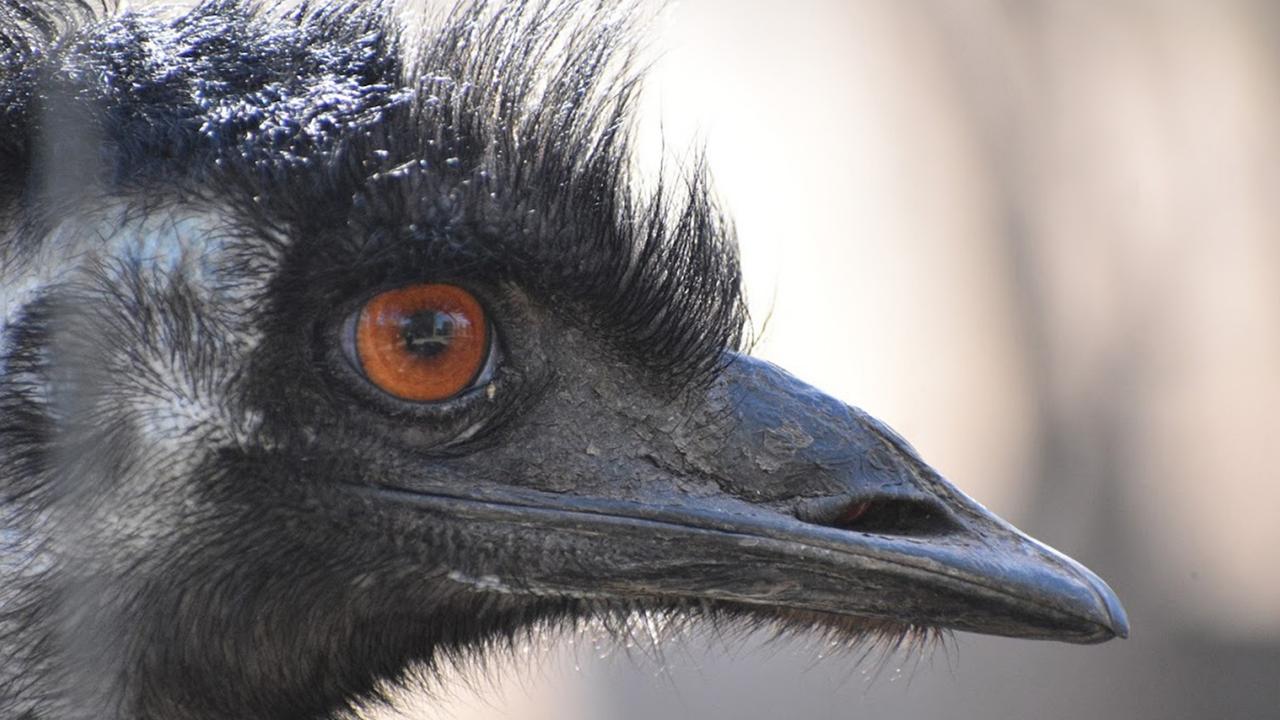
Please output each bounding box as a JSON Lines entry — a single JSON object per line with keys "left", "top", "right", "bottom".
{"left": 373, "top": 0, "right": 1280, "bottom": 717}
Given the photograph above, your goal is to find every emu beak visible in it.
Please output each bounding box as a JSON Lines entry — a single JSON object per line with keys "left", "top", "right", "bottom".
{"left": 370, "top": 353, "right": 1128, "bottom": 644}
{"left": 681, "top": 354, "right": 1131, "bottom": 643}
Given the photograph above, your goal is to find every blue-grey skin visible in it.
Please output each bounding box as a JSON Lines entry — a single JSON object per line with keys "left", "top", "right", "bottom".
{"left": 0, "top": 1, "right": 1127, "bottom": 718}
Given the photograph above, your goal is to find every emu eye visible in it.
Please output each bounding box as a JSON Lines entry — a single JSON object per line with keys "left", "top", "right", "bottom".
{"left": 351, "top": 283, "right": 492, "bottom": 402}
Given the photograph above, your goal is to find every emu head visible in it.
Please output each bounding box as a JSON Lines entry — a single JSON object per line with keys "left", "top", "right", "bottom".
{"left": 0, "top": 1, "right": 1127, "bottom": 718}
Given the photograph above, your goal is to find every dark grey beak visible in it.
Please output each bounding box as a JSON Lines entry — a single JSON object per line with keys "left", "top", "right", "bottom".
{"left": 684, "top": 354, "right": 1131, "bottom": 643}
{"left": 371, "top": 352, "right": 1129, "bottom": 644}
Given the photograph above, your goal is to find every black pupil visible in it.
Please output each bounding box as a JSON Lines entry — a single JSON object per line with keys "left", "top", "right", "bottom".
{"left": 400, "top": 310, "right": 455, "bottom": 358}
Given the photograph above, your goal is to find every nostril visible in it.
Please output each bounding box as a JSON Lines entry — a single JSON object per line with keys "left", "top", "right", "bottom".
{"left": 796, "top": 496, "right": 957, "bottom": 536}
{"left": 832, "top": 500, "right": 873, "bottom": 528}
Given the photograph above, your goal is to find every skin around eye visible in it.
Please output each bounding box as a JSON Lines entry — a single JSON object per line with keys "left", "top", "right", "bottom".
{"left": 355, "top": 283, "right": 489, "bottom": 402}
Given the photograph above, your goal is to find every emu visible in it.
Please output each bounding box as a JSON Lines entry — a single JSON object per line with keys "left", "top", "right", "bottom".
{"left": 0, "top": 1, "right": 1127, "bottom": 718}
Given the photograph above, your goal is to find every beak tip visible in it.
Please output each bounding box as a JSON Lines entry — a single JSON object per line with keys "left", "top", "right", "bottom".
{"left": 1101, "top": 587, "right": 1130, "bottom": 640}
{"left": 1071, "top": 567, "right": 1129, "bottom": 642}
{"left": 1017, "top": 534, "right": 1130, "bottom": 642}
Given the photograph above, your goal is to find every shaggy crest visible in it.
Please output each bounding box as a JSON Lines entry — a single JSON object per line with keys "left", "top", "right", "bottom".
{"left": 0, "top": 0, "right": 748, "bottom": 382}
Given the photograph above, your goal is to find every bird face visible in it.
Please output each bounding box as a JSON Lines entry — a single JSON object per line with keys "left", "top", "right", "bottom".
{"left": 0, "top": 1, "right": 1125, "bottom": 717}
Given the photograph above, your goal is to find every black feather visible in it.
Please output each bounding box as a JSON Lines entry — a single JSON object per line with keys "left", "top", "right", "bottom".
{"left": 2, "top": 0, "right": 748, "bottom": 384}
{"left": 0, "top": 2, "right": 754, "bottom": 717}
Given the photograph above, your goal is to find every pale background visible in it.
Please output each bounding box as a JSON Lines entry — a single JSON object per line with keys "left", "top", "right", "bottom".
{"left": 142, "top": 0, "right": 1280, "bottom": 718}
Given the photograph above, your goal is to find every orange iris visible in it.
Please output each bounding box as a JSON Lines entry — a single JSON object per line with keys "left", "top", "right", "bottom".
{"left": 355, "top": 283, "right": 489, "bottom": 402}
